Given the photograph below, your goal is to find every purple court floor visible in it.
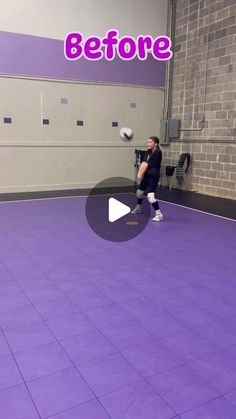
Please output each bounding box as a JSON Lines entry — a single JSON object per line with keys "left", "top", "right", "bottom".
{"left": 0, "top": 195, "right": 235, "bottom": 419}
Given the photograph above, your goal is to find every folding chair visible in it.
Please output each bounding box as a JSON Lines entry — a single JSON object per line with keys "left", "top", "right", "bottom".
{"left": 167, "top": 153, "right": 191, "bottom": 191}
{"left": 134, "top": 149, "right": 146, "bottom": 169}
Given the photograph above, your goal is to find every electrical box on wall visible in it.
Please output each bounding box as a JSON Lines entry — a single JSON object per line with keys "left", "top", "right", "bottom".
{"left": 159, "top": 119, "right": 180, "bottom": 145}
{"left": 168, "top": 119, "right": 181, "bottom": 138}
{"left": 160, "top": 120, "right": 169, "bottom": 145}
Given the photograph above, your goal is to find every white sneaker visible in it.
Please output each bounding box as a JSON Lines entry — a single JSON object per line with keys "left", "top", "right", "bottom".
{"left": 152, "top": 211, "right": 163, "bottom": 222}
{"left": 131, "top": 205, "right": 142, "bottom": 214}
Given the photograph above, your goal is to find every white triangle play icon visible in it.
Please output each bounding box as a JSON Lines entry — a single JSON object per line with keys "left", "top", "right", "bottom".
{"left": 108, "top": 198, "right": 131, "bottom": 223}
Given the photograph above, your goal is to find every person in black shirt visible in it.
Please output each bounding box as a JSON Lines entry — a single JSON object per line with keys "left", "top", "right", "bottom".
{"left": 132, "top": 136, "right": 163, "bottom": 222}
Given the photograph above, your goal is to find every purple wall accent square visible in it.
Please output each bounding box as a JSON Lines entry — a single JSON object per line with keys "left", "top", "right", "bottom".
{"left": 60, "top": 98, "right": 68, "bottom": 104}
{"left": 112, "top": 122, "right": 118, "bottom": 127}
{"left": 43, "top": 119, "right": 49, "bottom": 125}
{"left": 77, "top": 120, "right": 84, "bottom": 126}
{"left": 4, "top": 117, "right": 12, "bottom": 124}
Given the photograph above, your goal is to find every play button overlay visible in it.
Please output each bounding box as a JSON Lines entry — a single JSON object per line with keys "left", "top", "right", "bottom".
{"left": 85, "top": 177, "right": 150, "bottom": 242}
{"left": 109, "top": 198, "right": 130, "bottom": 222}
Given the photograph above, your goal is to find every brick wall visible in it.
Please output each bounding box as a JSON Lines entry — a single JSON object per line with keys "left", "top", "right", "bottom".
{"left": 164, "top": 0, "right": 236, "bottom": 200}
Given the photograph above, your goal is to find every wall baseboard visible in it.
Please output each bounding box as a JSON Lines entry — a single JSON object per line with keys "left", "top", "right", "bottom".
{"left": 0, "top": 178, "right": 135, "bottom": 194}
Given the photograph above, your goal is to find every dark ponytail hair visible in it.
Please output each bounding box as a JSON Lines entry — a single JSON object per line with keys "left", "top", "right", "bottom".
{"left": 149, "top": 136, "right": 160, "bottom": 148}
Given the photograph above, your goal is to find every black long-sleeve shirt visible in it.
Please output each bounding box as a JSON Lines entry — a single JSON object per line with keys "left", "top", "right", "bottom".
{"left": 143, "top": 148, "right": 162, "bottom": 178}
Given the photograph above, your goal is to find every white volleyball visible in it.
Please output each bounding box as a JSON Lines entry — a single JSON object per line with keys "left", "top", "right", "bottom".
{"left": 119, "top": 127, "right": 133, "bottom": 142}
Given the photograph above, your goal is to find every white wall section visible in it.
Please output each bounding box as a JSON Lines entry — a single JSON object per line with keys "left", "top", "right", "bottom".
{"left": 0, "top": 77, "right": 163, "bottom": 192}
{"left": 0, "top": 0, "right": 167, "bottom": 39}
